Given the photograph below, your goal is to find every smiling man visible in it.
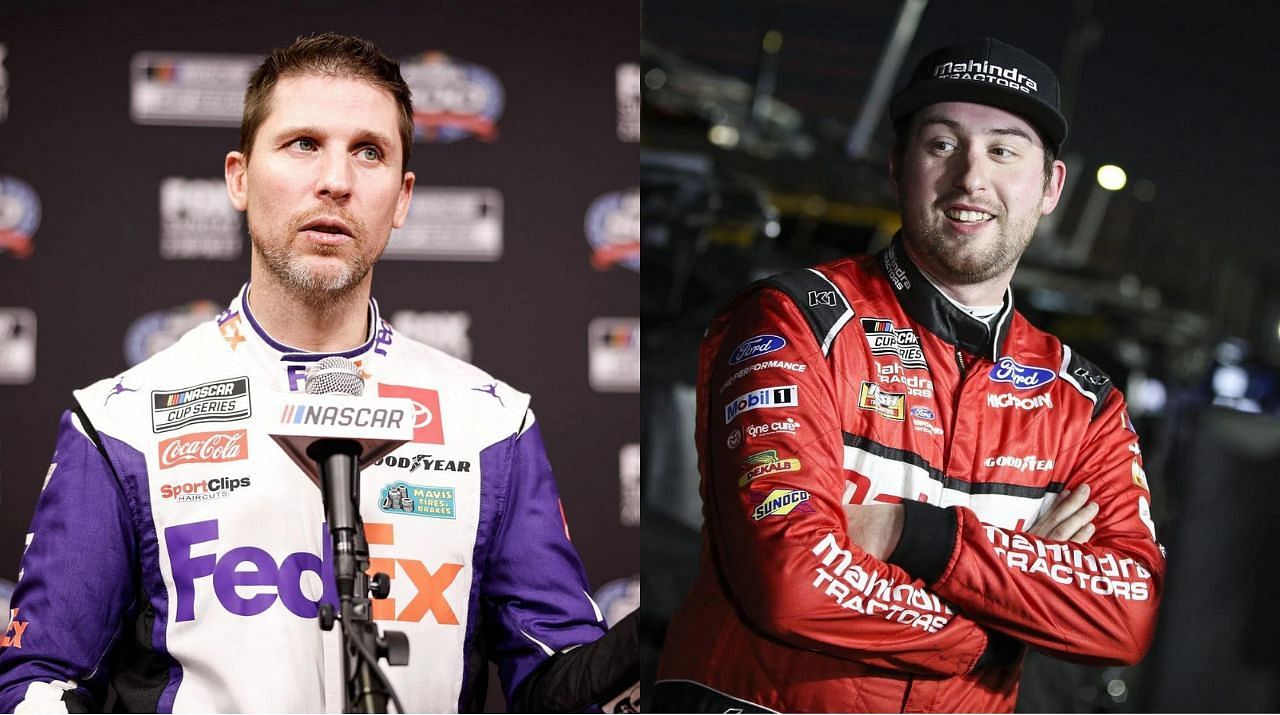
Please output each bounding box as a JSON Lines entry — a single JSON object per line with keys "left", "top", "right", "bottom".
{"left": 0, "top": 34, "right": 612, "bottom": 713}
{"left": 655, "top": 38, "right": 1165, "bottom": 712}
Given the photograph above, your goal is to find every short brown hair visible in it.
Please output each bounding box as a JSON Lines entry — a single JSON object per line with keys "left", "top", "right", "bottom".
{"left": 239, "top": 32, "right": 414, "bottom": 172}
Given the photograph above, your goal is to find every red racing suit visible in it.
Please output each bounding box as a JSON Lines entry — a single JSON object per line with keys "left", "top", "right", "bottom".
{"left": 655, "top": 239, "right": 1165, "bottom": 713}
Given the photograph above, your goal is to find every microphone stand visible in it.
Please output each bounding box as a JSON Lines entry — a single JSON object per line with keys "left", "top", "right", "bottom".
{"left": 308, "top": 439, "right": 410, "bottom": 714}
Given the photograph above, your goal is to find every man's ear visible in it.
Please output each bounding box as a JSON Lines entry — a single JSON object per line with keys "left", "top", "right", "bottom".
{"left": 1040, "top": 158, "right": 1067, "bottom": 216}
{"left": 225, "top": 151, "right": 249, "bottom": 212}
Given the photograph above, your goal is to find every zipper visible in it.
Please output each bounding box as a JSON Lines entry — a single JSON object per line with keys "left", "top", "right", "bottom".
{"left": 940, "top": 348, "right": 969, "bottom": 492}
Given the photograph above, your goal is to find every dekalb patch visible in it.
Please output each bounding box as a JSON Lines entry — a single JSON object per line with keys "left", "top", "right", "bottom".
{"left": 988, "top": 357, "right": 1056, "bottom": 390}
{"left": 378, "top": 481, "right": 456, "bottom": 519}
{"left": 751, "top": 489, "right": 813, "bottom": 520}
{"left": 152, "top": 377, "right": 251, "bottom": 433}
{"left": 729, "top": 334, "right": 786, "bottom": 365}
{"left": 737, "top": 449, "right": 801, "bottom": 486}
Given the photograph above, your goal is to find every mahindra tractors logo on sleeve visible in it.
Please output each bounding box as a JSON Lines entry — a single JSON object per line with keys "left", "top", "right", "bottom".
{"left": 158, "top": 429, "right": 248, "bottom": 469}
{"left": 729, "top": 335, "right": 786, "bottom": 365}
{"left": 377, "top": 384, "right": 445, "bottom": 444}
{"left": 151, "top": 377, "right": 251, "bottom": 433}
{"left": 988, "top": 357, "right": 1056, "bottom": 390}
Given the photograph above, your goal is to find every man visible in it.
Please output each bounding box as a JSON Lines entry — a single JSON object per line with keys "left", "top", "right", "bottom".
{"left": 0, "top": 33, "right": 611, "bottom": 713}
{"left": 655, "top": 38, "right": 1164, "bottom": 712}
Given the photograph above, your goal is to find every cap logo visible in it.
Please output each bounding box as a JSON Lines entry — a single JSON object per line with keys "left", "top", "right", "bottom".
{"left": 932, "top": 60, "right": 1038, "bottom": 94}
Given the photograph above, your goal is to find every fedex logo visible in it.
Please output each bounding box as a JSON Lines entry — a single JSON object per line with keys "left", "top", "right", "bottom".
{"left": 165, "top": 519, "right": 462, "bottom": 624}
{"left": 378, "top": 384, "right": 445, "bottom": 444}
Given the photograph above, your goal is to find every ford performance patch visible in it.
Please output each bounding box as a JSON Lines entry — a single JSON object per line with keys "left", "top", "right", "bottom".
{"left": 988, "top": 357, "right": 1056, "bottom": 390}
{"left": 729, "top": 334, "right": 786, "bottom": 365}
{"left": 152, "top": 377, "right": 251, "bottom": 433}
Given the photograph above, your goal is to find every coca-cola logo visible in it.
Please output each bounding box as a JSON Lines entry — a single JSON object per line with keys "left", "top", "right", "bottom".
{"left": 158, "top": 429, "right": 248, "bottom": 469}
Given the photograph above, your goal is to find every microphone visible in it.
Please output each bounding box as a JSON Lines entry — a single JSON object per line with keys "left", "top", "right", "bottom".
{"left": 275, "top": 357, "right": 411, "bottom": 713}
{"left": 266, "top": 358, "right": 413, "bottom": 489}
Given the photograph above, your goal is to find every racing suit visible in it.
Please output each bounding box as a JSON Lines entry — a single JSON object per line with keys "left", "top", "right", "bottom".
{"left": 0, "top": 285, "right": 607, "bottom": 713}
{"left": 655, "top": 238, "right": 1165, "bottom": 712}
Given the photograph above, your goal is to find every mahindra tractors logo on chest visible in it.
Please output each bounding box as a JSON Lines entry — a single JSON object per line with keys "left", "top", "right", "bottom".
{"left": 988, "top": 357, "right": 1056, "bottom": 390}
{"left": 377, "top": 384, "right": 445, "bottom": 444}
{"left": 158, "top": 429, "right": 248, "bottom": 469}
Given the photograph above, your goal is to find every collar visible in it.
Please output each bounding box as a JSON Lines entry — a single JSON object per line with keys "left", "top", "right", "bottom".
{"left": 877, "top": 235, "right": 1015, "bottom": 361}
{"left": 215, "top": 283, "right": 391, "bottom": 391}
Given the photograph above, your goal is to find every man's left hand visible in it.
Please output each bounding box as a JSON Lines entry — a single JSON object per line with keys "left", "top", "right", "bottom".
{"left": 842, "top": 503, "right": 905, "bottom": 560}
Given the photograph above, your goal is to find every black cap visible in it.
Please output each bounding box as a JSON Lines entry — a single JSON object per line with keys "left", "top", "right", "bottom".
{"left": 890, "top": 38, "right": 1067, "bottom": 154}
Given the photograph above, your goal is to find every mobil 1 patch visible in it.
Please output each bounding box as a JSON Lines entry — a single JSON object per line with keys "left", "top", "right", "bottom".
{"left": 152, "top": 377, "right": 252, "bottom": 433}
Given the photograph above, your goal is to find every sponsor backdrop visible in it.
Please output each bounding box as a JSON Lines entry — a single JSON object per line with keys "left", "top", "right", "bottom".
{"left": 0, "top": 1, "right": 637, "bottom": 708}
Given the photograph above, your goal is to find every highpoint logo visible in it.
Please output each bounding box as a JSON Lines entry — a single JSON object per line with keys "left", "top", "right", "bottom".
{"left": 933, "top": 60, "right": 1038, "bottom": 94}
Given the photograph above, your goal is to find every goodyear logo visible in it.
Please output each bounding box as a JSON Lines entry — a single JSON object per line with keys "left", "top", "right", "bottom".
{"left": 738, "top": 450, "right": 801, "bottom": 486}
{"left": 857, "top": 381, "right": 906, "bottom": 421}
{"left": 379, "top": 481, "right": 456, "bottom": 519}
{"left": 752, "top": 489, "right": 812, "bottom": 520}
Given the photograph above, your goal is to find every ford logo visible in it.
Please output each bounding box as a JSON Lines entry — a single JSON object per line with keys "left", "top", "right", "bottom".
{"left": 910, "top": 406, "right": 935, "bottom": 421}
{"left": 988, "top": 357, "right": 1056, "bottom": 390}
{"left": 729, "top": 334, "right": 786, "bottom": 365}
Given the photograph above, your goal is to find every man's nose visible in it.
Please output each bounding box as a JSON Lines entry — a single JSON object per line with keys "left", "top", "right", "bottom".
{"left": 316, "top": 149, "right": 353, "bottom": 200}
{"left": 949, "top": 145, "right": 989, "bottom": 195}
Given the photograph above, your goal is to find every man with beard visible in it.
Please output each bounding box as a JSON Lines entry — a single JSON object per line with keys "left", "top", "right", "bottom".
{"left": 655, "top": 38, "right": 1164, "bottom": 712}
{"left": 0, "top": 33, "right": 636, "bottom": 713}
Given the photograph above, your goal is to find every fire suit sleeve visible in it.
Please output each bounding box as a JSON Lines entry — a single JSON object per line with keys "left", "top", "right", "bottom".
{"left": 481, "top": 413, "right": 609, "bottom": 711}
{"left": 0, "top": 410, "right": 137, "bottom": 713}
{"left": 887, "top": 390, "right": 1165, "bottom": 665}
{"left": 699, "top": 285, "right": 1004, "bottom": 676}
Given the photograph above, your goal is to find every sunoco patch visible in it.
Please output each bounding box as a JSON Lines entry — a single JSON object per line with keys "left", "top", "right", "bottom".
{"left": 152, "top": 377, "right": 251, "bottom": 433}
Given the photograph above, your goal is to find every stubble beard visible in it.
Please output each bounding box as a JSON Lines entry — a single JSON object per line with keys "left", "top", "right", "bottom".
{"left": 903, "top": 199, "right": 1041, "bottom": 285}
{"left": 250, "top": 208, "right": 375, "bottom": 311}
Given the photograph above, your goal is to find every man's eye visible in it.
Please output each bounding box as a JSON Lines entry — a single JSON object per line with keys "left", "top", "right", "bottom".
{"left": 292, "top": 138, "right": 316, "bottom": 151}
{"left": 359, "top": 146, "right": 382, "bottom": 161}
{"left": 991, "top": 147, "right": 1016, "bottom": 158}
{"left": 930, "top": 140, "right": 956, "bottom": 152}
